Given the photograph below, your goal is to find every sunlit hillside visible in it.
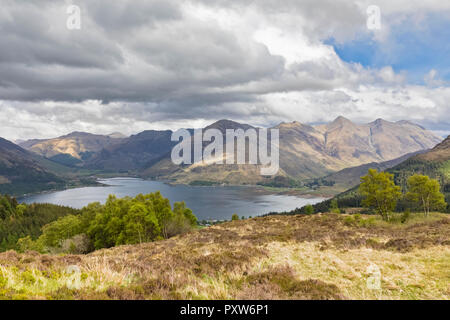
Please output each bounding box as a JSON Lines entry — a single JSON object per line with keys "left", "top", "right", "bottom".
{"left": 1, "top": 213, "right": 448, "bottom": 300}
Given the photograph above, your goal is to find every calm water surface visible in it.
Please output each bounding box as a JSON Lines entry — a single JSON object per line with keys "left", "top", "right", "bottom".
{"left": 20, "top": 178, "right": 326, "bottom": 220}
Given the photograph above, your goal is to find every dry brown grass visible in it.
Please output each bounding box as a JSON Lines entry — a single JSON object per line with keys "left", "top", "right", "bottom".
{"left": 0, "top": 213, "right": 449, "bottom": 300}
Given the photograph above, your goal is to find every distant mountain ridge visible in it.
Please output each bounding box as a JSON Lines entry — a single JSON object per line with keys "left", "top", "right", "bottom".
{"left": 15, "top": 117, "right": 442, "bottom": 186}
{"left": 18, "top": 132, "right": 126, "bottom": 166}
{"left": 85, "top": 130, "right": 175, "bottom": 172}
{"left": 144, "top": 117, "right": 441, "bottom": 184}
{"left": 298, "top": 116, "right": 440, "bottom": 170}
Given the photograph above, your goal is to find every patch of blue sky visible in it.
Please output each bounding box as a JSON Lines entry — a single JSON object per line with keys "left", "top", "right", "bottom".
{"left": 325, "top": 13, "right": 450, "bottom": 84}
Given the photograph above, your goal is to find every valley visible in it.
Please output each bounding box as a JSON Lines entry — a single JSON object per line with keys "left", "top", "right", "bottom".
{"left": 1, "top": 0, "right": 449, "bottom": 303}
{"left": 4, "top": 117, "right": 441, "bottom": 197}
{"left": 1, "top": 118, "right": 449, "bottom": 301}
{"left": 18, "top": 178, "right": 326, "bottom": 221}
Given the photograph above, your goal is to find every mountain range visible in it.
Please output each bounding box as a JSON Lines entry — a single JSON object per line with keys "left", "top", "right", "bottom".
{"left": 18, "top": 132, "right": 126, "bottom": 167}
{"left": 0, "top": 138, "right": 66, "bottom": 195}
{"left": 2, "top": 117, "right": 442, "bottom": 195}
{"left": 144, "top": 117, "right": 442, "bottom": 184}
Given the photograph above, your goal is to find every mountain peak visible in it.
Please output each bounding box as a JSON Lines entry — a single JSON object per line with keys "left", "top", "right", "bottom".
{"left": 276, "top": 120, "right": 303, "bottom": 128}
{"left": 332, "top": 116, "right": 353, "bottom": 124}
{"left": 334, "top": 116, "right": 350, "bottom": 122}
{"left": 275, "top": 121, "right": 318, "bottom": 133}
{"left": 205, "top": 119, "right": 254, "bottom": 133}
{"left": 63, "top": 131, "right": 93, "bottom": 138}
{"left": 370, "top": 118, "right": 391, "bottom": 126}
{"left": 327, "top": 116, "right": 354, "bottom": 129}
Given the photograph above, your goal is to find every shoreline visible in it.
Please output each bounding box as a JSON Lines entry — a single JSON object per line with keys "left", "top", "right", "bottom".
{"left": 17, "top": 177, "right": 329, "bottom": 218}
{"left": 163, "top": 179, "right": 333, "bottom": 199}
{"left": 17, "top": 179, "right": 106, "bottom": 200}
{"left": 18, "top": 176, "right": 331, "bottom": 202}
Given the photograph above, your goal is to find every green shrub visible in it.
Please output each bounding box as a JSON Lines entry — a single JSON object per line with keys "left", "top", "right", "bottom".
{"left": 343, "top": 214, "right": 375, "bottom": 227}
{"left": 19, "top": 270, "right": 36, "bottom": 285}
{"left": 16, "top": 236, "right": 44, "bottom": 253}
{"left": 36, "top": 192, "right": 197, "bottom": 252}
{"left": 330, "top": 199, "right": 340, "bottom": 214}
{"left": 0, "top": 273, "right": 7, "bottom": 288}
{"left": 304, "top": 205, "right": 314, "bottom": 215}
{"left": 358, "top": 216, "right": 376, "bottom": 227}
{"left": 401, "top": 209, "right": 411, "bottom": 224}
{"left": 61, "top": 234, "right": 91, "bottom": 254}
{"left": 343, "top": 216, "right": 355, "bottom": 226}
{"left": 40, "top": 215, "right": 83, "bottom": 248}
{"left": 0, "top": 196, "right": 79, "bottom": 252}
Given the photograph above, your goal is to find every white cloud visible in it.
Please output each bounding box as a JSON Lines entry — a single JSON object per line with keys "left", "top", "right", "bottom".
{"left": 0, "top": 0, "right": 448, "bottom": 140}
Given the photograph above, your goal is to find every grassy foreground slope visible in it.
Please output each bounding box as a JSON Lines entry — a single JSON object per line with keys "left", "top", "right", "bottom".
{"left": 0, "top": 213, "right": 449, "bottom": 300}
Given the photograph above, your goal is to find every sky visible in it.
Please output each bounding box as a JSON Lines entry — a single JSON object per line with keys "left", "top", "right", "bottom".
{"left": 0, "top": 0, "right": 449, "bottom": 140}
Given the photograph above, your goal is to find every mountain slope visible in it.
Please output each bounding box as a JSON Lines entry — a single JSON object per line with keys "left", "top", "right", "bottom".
{"left": 205, "top": 119, "right": 255, "bottom": 133}
{"left": 144, "top": 118, "right": 441, "bottom": 184}
{"left": 143, "top": 120, "right": 288, "bottom": 184}
{"left": 0, "top": 138, "right": 66, "bottom": 195}
{"left": 390, "top": 135, "right": 450, "bottom": 198}
{"left": 19, "top": 117, "right": 439, "bottom": 185}
{"left": 414, "top": 135, "right": 450, "bottom": 162}
{"left": 19, "top": 132, "right": 125, "bottom": 164}
{"left": 86, "top": 130, "right": 176, "bottom": 172}
{"left": 1, "top": 213, "right": 448, "bottom": 300}
{"left": 300, "top": 117, "right": 440, "bottom": 170}
{"left": 320, "top": 150, "right": 428, "bottom": 190}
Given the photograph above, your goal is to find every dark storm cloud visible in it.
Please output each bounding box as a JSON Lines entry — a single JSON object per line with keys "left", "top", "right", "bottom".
{"left": 0, "top": 1, "right": 123, "bottom": 69}
{"left": 88, "top": 0, "right": 181, "bottom": 32}
{"left": 0, "top": 0, "right": 363, "bottom": 106}
{"left": 0, "top": 0, "right": 448, "bottom": 140}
